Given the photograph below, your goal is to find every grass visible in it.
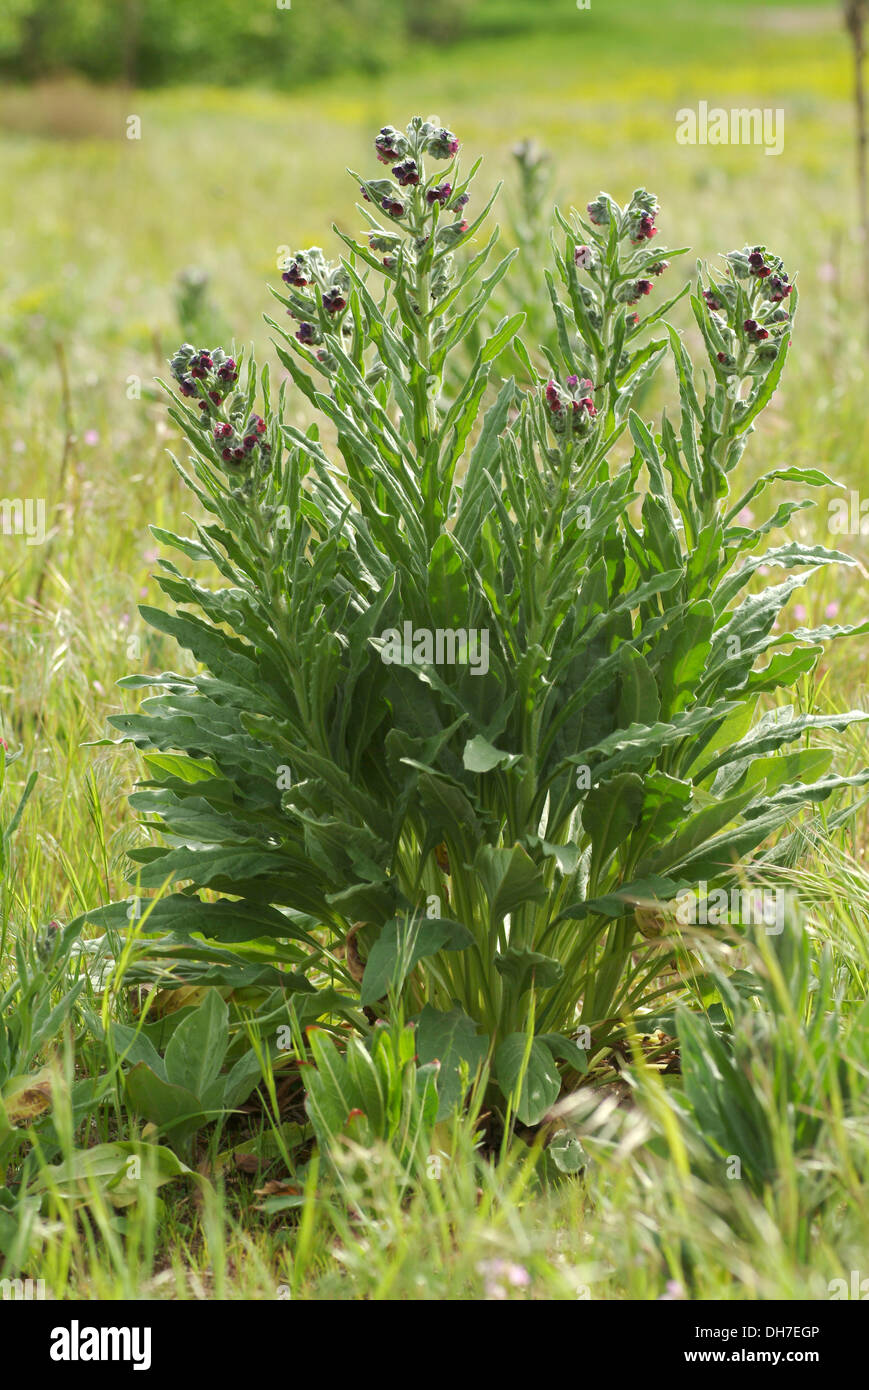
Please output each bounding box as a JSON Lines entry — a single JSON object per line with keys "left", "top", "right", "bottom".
{"left": 3, "top": 1, "right": 869, "bottom": 1301}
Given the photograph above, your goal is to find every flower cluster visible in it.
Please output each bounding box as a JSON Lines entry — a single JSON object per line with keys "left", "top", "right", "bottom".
{"left": 703, "top": 244, "right": 794, "bottom": 374}
{"left": 576, "top": 190, "right": 671, "bottom": 343}
{"left": 357, "top": 116, "right": 471, "bottom": 302}
{"left": 616, "top": 278, "right": 654, "bottom": 306}
{"left": 586, "top": 188, "right": 658, "bottom": 244}
{"left": 169, "top": 342, "right": 273, "bottom": 475}
{"left": 728, "top": 245, "right": 794, "bottom": 305}
{"left": 624, "top": 189, "right": 659, "bottom": 243}
{"left": 375, "top": 118, "right": 459, "bottom": 166}
{"left": 169, "top": 344, "right": 238, "bottom": 413}
{"left": 212, "top": 412, "right": 270, "bottom": 466}
{"left": 279, "top": 246, "right": 350, "bottom": 348}
{"left": 544, "top": 375, "right": 598, "bottom": 436}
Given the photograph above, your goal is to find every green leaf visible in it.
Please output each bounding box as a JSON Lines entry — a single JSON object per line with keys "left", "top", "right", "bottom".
{"left": 222, "top": 1049, "right": 264, "bottom": 1110}
{"left": 733, "top": 333, "right": 789, "bottom": 434}
{"left": 463, "top": 735, "right": 520, "bottom": 774}
{"left": 67, "top": 895, "right": 320, "bottom": 949}
{"left": 474, "top": 844, "right": 548, "bottom": 927}
{"left": 547, "top": 1129, "right": 588, "bottom": 1174}
{"left": 617, "top": 646, "right": 660, "bottom": 728}
{"left": 360, "top": 916, "right": 474, "bottom": 1007}
{"left": 494, "top": 947, "right": 564, "bottom": 998}
{"left": 28, "top": 1142, "right": 195, "bottom": 1208}
{"left": 582, "top": 773, "right": 645, "bottom": 887}
{"left": 415, "top": 1005, "right": 489, "bottom": 1119}
{"left": 494, "top": 1034, "right": 561, "bottom": 1126}
{"left": 164, "top": 990, "right": 228, "bottom": 1097}
{"left": 538, "top": 1033, "right": 588, "bottom": 1074}
{"left": 124, "top": 1064, "right": 209, "bottom": 1143}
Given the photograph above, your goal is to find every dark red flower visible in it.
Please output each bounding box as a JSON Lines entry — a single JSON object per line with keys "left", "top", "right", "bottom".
{"left": 323, "top": 288, "right": 347, "bottom": 315}
{"left": 282, "top": 261, "right": 309, "bottom": 288}
{"left": 392, "top": 159, "right": 420, "bottom": 187}
{"left": 426, "top": 182, "right": 452, "bottom": 207}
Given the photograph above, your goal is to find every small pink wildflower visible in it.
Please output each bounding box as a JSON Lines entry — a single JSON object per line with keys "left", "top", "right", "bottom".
{"left": 659, "top": 1279, "right": 685, "bottom": 1301}
{"left": 477, "top": 1258, "right": 530, "bottom": 1299}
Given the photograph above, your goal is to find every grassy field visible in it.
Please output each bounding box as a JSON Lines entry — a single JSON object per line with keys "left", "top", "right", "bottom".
{"left": 4, "top": 0, "right": 869, "bottom": 1301}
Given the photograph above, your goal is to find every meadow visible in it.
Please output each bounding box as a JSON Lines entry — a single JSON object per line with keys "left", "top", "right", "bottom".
{"left": 3, "top": 0, "right": 869, "bottom": 1302}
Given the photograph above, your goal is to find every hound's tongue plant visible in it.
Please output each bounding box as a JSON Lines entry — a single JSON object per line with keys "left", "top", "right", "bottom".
{"left": 89, "top": 117, "right": 869, "bottom": 1129}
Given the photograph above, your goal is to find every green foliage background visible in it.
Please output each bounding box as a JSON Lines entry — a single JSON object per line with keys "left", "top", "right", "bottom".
{"left": 0, "top": 0, "right": 473, "bottom": 87}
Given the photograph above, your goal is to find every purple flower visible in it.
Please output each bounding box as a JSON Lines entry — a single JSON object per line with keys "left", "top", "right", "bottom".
{"left": 323, "top": 288, "right": 347, "bottom": 314}
{"left": 426, "top": 127, "right": 459, "bottom": 159}
{"left": 392, "top": 159, "right": 420, "bottom": 187}
{"left": 282, "top": 260, "right": 309, "bottom": 288}
{"left": 375, "top": 126, "right": 408, "bottom": 164}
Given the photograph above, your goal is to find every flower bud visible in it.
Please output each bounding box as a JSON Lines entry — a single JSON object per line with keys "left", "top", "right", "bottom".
{"left": 323, "top": 288, "right": 348, "bottom": 315}
{"left": 574, "top": 245, "right": 595, "bottom": 271}
{"left": 369, "top": 233, "right": 402, "bottom": 253}
{"left": 296, "top": 322, "right": 322, "bottom": 346}
{"left": 282, "top": 260, "right": 309, "bottom": 288}
{"left": 616, "top": 280, "right": 653, "bottom": 306}
{"left": 544, "top": 377, "right": 597, "bottom": 435}
{"left": 436, "top": 220, "right": 469, "bottom": 248}
{"left": 586, "top": 194, "right": 613, "bottom": 226}
{"left": 375, "top": 126, "right": 409, "bottom": 164}
{"left": 426, "top": 126, "right": 460, "bottom": 159}
{"left": 392, "top": 159, "right": 420, "bottom": 187}
{"left": 625, "top": 189, "right": 659, "bottom": 243}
